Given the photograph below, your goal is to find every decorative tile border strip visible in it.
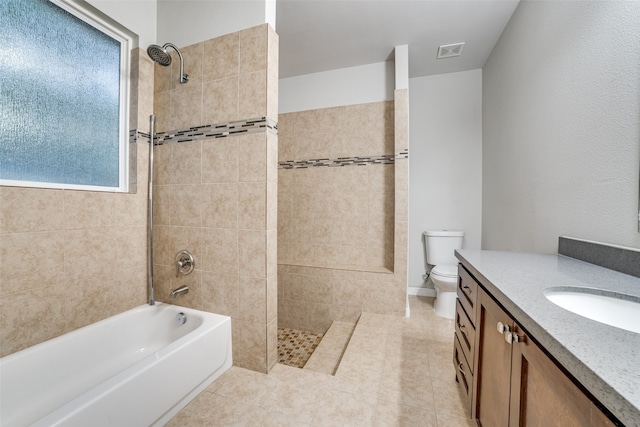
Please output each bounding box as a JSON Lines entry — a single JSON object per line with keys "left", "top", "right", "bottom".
{"left": 129, "top": 129, "right": 149, "bottom": 143}
{"left": 129, "top": 117, "right": 276, "bottom": 145}
{"left": 157, "top": 117, "right": 277, "bottom": 145}
{"left": 279, "top": 149, "right": 409, "bottom": 169}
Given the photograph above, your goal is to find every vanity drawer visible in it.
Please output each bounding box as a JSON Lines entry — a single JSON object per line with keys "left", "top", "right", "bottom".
{"left": 453, "top": 333, "right": 474, "bottom": 417}
{"left": 455, "top": 299, "right": 476, "bottom": 372}
{"left": 457, "top": 264, "right": 479, "bottom": 323}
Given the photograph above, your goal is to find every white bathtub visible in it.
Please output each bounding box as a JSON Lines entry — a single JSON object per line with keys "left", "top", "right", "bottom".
{"left": 0, "top": 303, "right": 232, "bottom": 427}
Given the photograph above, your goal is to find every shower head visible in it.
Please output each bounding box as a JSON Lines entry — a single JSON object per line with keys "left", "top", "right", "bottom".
{"left": 147, "top": 42, "right": 189, "bottom": 84}
{"left": 147, "top": 44, "right": 172, "bottom": 66}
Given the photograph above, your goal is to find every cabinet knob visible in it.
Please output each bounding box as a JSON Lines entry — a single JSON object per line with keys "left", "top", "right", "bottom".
{"left": 497, "top": 321, "right": 510, "bottom": 335}
{"left": 505, "top": 332, "right": 521, "bottom": 345}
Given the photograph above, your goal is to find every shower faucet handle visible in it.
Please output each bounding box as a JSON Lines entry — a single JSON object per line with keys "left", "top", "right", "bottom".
{"left": 175, "top": 250, "right": 195, "bottom": 277}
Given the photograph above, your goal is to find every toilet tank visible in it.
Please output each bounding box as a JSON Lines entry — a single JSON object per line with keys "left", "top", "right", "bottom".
{"left": 424, "top": 230, "right": 464, "bottom": 266}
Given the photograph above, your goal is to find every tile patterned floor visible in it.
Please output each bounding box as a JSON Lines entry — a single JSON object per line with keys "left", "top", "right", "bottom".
{"left": 303, "top": 321, "right": 355, "bottom": 375}
{"left": 277, "top": 328, "right": 324, "bottom": 369}
{"left": 167, "top": 296, "right": 476, "bottom": 427}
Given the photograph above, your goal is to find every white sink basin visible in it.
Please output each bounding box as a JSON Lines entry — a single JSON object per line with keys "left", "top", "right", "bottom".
{"left": 544, "top": 287, "right": 640, "bottom": 334}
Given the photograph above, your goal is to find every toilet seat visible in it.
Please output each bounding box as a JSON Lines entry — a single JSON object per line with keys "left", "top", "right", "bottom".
{"left": 431, "top": 265, "right": 457, "bottom": 279}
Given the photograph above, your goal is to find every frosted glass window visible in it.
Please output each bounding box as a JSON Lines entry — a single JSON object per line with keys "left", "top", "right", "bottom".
{"left": 0, "top": 0, "right": 132, "bottom": 191}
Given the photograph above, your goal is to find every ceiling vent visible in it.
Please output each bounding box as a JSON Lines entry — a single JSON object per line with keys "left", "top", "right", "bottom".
{"left": 437, "top": 42, "right": 465, "bottom": 59}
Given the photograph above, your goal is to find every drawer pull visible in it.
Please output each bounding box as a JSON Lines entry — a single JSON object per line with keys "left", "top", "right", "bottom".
{"left": 458, "top": 362, "right": 466, "bottom": 376}
{"left": 461, "top": 284, "right": 472, "bottom": 295}
{"left": 459, "top": 324, "right": 469, "bottom": 338}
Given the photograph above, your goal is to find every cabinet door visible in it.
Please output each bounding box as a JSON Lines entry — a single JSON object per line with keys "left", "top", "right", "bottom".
{"left": 475, "top": 291, "right": 514, "bottom": 427}
{"left": 509, "top": 326, "right": 592, "bottom": 427}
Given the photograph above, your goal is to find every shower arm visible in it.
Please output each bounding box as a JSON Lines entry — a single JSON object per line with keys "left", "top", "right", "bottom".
{"left": 163, "top": 43, "right": 189, "bottom": 84}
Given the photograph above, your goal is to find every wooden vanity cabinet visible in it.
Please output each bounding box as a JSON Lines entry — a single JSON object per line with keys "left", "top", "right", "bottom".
{"left": 453, "top": 263, "right": 619, "bottom": 427}
{"left": 475, "top": 291, "right": 514, "bottom": 426}
{"left": 474, "top": 287, "right": 619, "bottom": 427}
{"left": 453, "top": 264, "right": 479, "bottom": 418}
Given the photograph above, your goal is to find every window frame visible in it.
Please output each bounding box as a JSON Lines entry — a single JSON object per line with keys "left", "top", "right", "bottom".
{"left": 0, "top": 0, "right": 137, "bottom": 193}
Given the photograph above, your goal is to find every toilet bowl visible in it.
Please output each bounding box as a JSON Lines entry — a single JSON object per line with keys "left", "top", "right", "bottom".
{"left": 424, "top": 230, "right": 464, "bottom": 319}
{"left": 430, "top": 264, "right": 458, "bottom": 319}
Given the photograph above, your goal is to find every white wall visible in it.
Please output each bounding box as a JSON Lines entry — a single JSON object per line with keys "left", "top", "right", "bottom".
{"left": 88, "top": 0, "right": 157, "bottom": 48}
{"left": 483, "top": 1, "right": 640, "bottom": 252}
{"left": 408, "top": 70, "right": 483, "bottom": 289}
{"left": 279, "top": 61, "right": 394, "bottom": 113}
{"left": 157, "top": 0, "right": 269, "bottom": 48}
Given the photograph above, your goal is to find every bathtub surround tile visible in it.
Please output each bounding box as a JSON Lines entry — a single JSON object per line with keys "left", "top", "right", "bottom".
{"left": 266, "top": 229, "right": 277, "bottom": 279}
{"left": 238, "top": 182, "right": 266, "bottom": 230}
{"left": 203, "top": 77, "right": 239, "bottom": 124}
{"left": 201, "top": 183, "right": 238, "bottom": 229}
{"left": 152, "top": 225, "right": 201, "bottom": 268}
{"left": 239, "top": 71, "right": 267, "bottom": 119}
{"left": 113, "top": 190, "right": 147, "bottom": 227}
{"left": 152, "top": 90, "right": 171, "bottom": 133}
{"left": 63, "top": 228, "right": 119, "bottom": 281}
{"left": 169, "top": 184, "right": 202, "bottom": 227}
{"left": 203, "top": 32, "right": 239, "bottom": 82}
{"left": 0, "top": 231, "right": 65, "bottom": 293}
{"left": 170, "top": 83, "right": 204, "bottom": 131}
{"left": 200, "top": 227, "right": 239, "bottom": 275}
{"left": 170, "top": 140, "right": 202, "bottom": 185}
{"left": 238, "top": 133, "right": 267, "bottom": 182}
{"left": 266, "top": 26, "right": 279, "bottom": 122}
{"left": 238, "top": 230, "right": 266, "bottom": 278}
{"left": 0, "top": 187, "right": 64, "bottom": 233}
{"left": 201, "top": 272, "right": 239, "bottom": 318}
{"left": 266, "top": 318, "right": 278, "bottom": 371}
{"left": 238, "top": 276, "right": 267, "bottom": 323}
{"left": 63, "top": 190, "right": 114, "bottom": 229}
{"left": 234, "top": 319, "right": 268, "bottom": 372}
{"left": 170, "top": 42, "right": 203, "bottom": 90}
{"left": 152, "top": 184, "right": 171, "bottom": 226}
{"left": 112, "top": 226, "right": 147, "bottom": 269}
{"left": 239, "top": 24, "right": 267, "bottom": 73}
{"left": 201, "top": 138, "right": 238, "bottom": 183}
{"left": 136, "top": 53, "right": 155, "bottom": 130}
{"left": 0, "top": 284, "right": 67, "bottom": 357}
{"left": 150, "top": 24, "right": 278, "bottom": 374}
{"left": 65, "top": 272, "right": 116, "bottom": 330}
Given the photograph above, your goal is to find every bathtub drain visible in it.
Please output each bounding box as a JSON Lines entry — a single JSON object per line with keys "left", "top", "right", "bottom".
{"left": 176, "top": 312, "right": 187, "bottom": 325}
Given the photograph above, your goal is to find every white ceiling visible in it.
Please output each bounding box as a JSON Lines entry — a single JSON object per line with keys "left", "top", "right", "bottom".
{"left": 276, "top": 0, "right": 520, "bottom": 79}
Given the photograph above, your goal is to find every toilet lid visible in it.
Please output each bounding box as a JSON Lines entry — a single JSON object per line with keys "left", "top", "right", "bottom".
{"left": 431, "top": 265, "right": 458, "bottom": 278}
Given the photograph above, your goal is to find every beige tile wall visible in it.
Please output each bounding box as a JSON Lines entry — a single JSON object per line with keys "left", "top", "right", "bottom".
{"left": 278, "top": 101, "right": 395, "bottom": 271}
{"left": 153, "top": 24, "right": 278, "bottom": 134}
{"left": 278, "top": 99, "right": 409, "bottom": 333}
{"left": 0, "top": 49, "right": 154, "bottom": 358}
{"left": 152, "top": 24, "right": 279, "bottom": 374}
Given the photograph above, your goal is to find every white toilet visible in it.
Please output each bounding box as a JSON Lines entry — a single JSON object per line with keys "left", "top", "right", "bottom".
{"left": 424, "top": 230, "right": 464, "bottom": 319}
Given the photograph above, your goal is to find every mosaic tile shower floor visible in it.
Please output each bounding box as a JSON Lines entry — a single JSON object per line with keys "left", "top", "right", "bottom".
{"left": 277, "top": 327, "right": 323, "bottom": 369}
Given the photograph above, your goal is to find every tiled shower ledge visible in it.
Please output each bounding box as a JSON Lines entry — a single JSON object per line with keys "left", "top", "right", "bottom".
{"left": 279, "top": 261, "right": 394, "bottom": 275}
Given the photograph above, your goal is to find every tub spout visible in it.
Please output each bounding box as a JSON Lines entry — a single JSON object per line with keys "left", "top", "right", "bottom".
{"left": 170, "top": 285, "right": 189, "bottom": 298}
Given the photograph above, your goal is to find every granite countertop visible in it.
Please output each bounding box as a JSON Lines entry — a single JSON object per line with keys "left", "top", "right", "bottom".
{"left": 455, "top": 249, "right": 640, "bottom": 427}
